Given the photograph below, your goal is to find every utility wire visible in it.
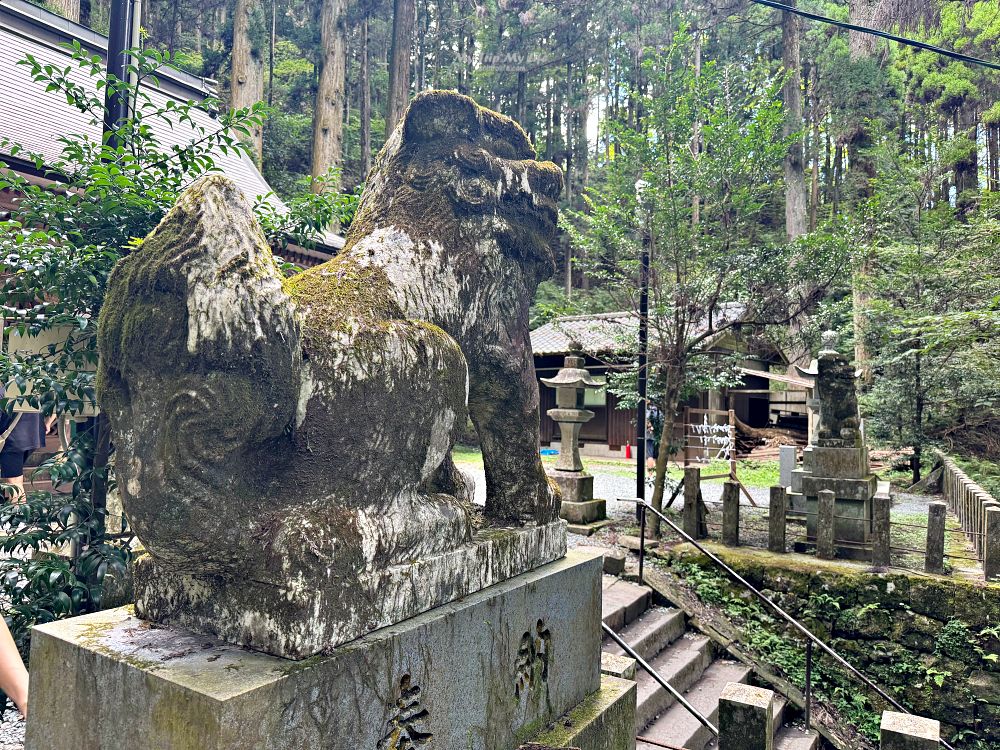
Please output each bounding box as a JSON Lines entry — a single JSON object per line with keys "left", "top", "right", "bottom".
{"left": 750, "top": 0, "right": 1000, "bottom": 72}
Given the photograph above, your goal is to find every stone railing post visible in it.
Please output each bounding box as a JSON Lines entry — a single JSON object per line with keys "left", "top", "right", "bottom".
{"left": 879, "top": 711, "right": 939, "bottom": 750}
{"left": 985, "top": 506, "right": 1000, "bottom": 582}
{"left": 719, "top": 683, "right": 775, "bottom": 750}
{"left": 722, "top": 481, "right": 740, "bottom": 546}
{"left": 779, "top": 445, "right": 796, "bottom": 488}
{"left": 684, "top": 466, "right": 702, "bottom": 539}
{"left": 925, "top": 502, "right": 946, "bottom": 575}
{"left": 768, "top": 486, "right": 786, "bottom": 554}
{"left": 872, "top": 485, "right": 891, "bottom": 567}
{"left": 817, "top": 489, "right": 835, "bottom": 559}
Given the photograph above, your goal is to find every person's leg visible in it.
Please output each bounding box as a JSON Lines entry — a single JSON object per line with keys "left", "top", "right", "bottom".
{"left": 0, "top": 450, "right": 25, "bottom": 504}
{"left": 0, "top": 618, "right": 27, "bottom": 717}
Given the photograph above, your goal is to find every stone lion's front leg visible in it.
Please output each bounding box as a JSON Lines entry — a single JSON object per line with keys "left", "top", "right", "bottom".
{"left": 468, "top": 340, "right": 560, "bottom": 526}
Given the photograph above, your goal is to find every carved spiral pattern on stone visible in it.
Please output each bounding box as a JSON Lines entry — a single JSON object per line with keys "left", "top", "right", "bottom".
{"left": 163, "top": 378, "right": 258, "bottom": 481}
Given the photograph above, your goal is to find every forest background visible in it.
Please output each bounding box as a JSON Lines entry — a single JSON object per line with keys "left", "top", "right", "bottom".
{"left": 23, "top": 0, "right": 1000, "bottom": 491}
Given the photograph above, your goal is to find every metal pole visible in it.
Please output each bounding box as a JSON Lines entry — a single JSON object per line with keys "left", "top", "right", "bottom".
{"left": 639, "top": 503, "right": 646, "bottom": 585}
{"left": 635, "top": 187, "right": 650, "bottom": 518}
{"left": 805, "top": 639, "right": 813, "bottom": 732}
{"left": 103, "top": 0, "right": 132, "bottom": 150}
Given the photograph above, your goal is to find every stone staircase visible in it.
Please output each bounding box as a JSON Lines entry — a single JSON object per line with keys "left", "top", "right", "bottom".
{"left": 600, "top": 575, "right": 818, "bottom": 750}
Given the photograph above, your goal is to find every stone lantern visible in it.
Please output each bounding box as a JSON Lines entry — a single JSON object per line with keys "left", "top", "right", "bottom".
{"left": 541, "top": 351, "right": 608, "bottom": 532}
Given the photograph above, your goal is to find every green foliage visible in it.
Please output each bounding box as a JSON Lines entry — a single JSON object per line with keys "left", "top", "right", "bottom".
{"left": 856, "top": 136, "right": 1000, "bottom": 477}
{"left": 256, "top": 169, "right": 360, "bottom": 256}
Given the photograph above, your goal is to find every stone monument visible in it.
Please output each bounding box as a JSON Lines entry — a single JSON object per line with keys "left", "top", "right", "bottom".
{"left": 789, "top": 331, "right": 879, "bottom": 558}
{"left": 25, "top": 92, "right": 636, "bottom": 750}
{"left": 541, "top": 350, "right": 609, "bottom": 534}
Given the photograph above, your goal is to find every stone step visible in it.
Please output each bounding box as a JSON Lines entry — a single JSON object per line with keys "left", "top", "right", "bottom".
{"left": 771, "top": 694, "right": 788, "bottom": 737}
{"left": 775, "top": 725, "right": 820, "bottom": 750}
{"left": 637, "top": 659, "right": 752, "bottom": 750}
{"left": 634, "top": 633, "right": 714, "bottom": 731}
{"left": 601, "top": 576, "right": 652, "bottom": 631}
{"left": 602, "top": 606, "right": 686, "bottom": 662}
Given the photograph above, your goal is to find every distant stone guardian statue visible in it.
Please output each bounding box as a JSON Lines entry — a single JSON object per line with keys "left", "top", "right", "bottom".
{"left": 97, "top": 91, "right": 566, "bottom": 658}
{"left": 814, "top": 330, "right": 862, "bottom": 446}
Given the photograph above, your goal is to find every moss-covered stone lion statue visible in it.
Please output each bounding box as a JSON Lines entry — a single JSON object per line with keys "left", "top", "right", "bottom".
{"left": 97, "top": 91, "right": 566, "bottom": 657}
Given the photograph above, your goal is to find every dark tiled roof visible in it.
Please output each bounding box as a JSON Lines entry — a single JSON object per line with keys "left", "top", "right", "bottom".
{"left": 530, "top": 303, "right": 747, "bottom": 356}
{"left": 0, "top": 0, "right": 344, "bottom": 252}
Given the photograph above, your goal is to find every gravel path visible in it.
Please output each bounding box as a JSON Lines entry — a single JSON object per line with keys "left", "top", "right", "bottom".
{"left": 0, "top": 709, "right": 24, "bottom": 750}
{"left": 458, "top": 464, "right": 769, "bottom": 522}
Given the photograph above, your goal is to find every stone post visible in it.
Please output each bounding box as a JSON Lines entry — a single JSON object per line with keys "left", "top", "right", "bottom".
{"left": 684, "top": 466, "right": 701, "bottom": 539}
{"left": 879, "top": 711, "right": 939, "bottom": 750}
{"left": 872, "top": 486, "right": 891, "bottom": 568}
{"left": 768, "top": 486, "right": 786, "bottom": 554}
{"left": 817, "top": 490, "right": 835, "bottom": 560}
{"left": 719, "top": 683, "right": 775, "bottom": 750}
{"left": 779, "top": 445, "right": 796, "bottom": 488}
{"left": 925, "top": 502, "right": 946, "bottom": 575}
{"left": 722, "top": 481, "right": 740, "bottom": 547}
{"left": 985, "top": 506, "right": 1000, "bottom": 582}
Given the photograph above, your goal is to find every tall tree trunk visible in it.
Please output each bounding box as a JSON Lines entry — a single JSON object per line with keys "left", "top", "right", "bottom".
{"left": 232, "top": 0, "right": 265, "bottom": 162}
{"left": 809, "top": 66, "right": 821, "bottom": 231}
{"left": 988, "top": 122, "right": 999, "bottom": 192}
{"left": 194, "top": 6, "right": 203, "bottom": 55}
{"left": 416, "top": 0, "right": 427, "bottom": 91}
{"left": 954, "top": 102, "right": 979, "bottom": 207}
{"left": 311, "top": 0, "right": 348, "bottom": 190}
{"left": 267, "top": 0, "right": 276, "bottom": 106}
{"left": 564, "top": 59, "right": 574, "bottom": 206}
{"left": 359, "top": 17, "right": 372, "bottom": 180}
{"left": 782, "top": 4, "right": 807, "bottom": 240}
{"left": 691, "top": 32, "right": 702, "bottom": 228}
{"left": 50, "top": 0, "right": 81, "bottom": 22}
{"left": 386, "top": 0, "right": 416, "bottom": 133}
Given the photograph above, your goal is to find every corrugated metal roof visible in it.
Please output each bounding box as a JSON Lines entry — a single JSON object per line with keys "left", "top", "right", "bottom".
{"left": 0, "top": 0, "right": 344, "bottom": 252}
{"left": 531, "top": 303, "right": 747, "bottom": 356}
{"left": 531, "top": 311, "right": 638, "bottom": 356}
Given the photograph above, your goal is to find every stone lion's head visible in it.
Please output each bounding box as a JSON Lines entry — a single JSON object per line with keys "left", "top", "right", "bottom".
{"left": 350, "top": 91, "right": 564, "bottom": 279}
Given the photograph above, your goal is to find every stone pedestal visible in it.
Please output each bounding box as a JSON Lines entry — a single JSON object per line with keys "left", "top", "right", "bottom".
{"left": 548, "top": 470, "right": 609, "bottom": 535}
{"left": 135, "top": 520, "right": 567, "bottom": 659}
{"left": 790, "top": 443, "right": 878, "bottom": 560}
{"left": 26, "top": 551, "right": 604, "bottom": 750}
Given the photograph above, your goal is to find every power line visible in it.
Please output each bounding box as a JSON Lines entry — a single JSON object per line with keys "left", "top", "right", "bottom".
{"left": 750, "top": 0, "right": 1000, "bottom": 72}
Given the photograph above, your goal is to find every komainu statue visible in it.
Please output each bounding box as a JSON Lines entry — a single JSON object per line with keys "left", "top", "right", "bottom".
{"left": 97, "top": 91, "right": 566, "bottom": 658}
{"left": 814, "top": 330, "right": 862, "bottom": 447}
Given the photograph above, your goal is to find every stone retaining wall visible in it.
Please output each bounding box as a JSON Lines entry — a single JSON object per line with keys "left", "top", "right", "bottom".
{"left": 666, "top": 545, "right": 1000, "bottom": 746}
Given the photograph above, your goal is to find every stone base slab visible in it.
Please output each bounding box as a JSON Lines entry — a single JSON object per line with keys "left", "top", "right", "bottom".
{"left": 797, "top": 473, "right": 878, "bottom": 501}
{"left": 801, "top": 444, "right": 870, "bottom": 479}
{"left": 529, "top": 675, "right": 637, "bottom": 750}
{"left": 568, "top": 519, "right": 616, "bottom": 537}
{"left": 549, "top": 470, "right": 595, "bottom": 503}
{"left": 26, "top": 550, "right": 602, "bottom": 750}
{"left": 788, "top": 490, "right": 872, "bottom": 546}
{"left": 135, "top": 519, "right": 567, "bottom": 658}
{"left": 561, "top": 499, "right": 607, "bottom": 525}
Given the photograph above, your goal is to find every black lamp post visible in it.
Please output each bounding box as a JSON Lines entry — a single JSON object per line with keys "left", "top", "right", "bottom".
{"left": 103, "top": 0, "right": 134, "bottom": 150}
{"left": 93, "top": 0, "right": 137, "bottom": 545}
{"left": 635, "top": 179, "right": 650, "bottom": 511}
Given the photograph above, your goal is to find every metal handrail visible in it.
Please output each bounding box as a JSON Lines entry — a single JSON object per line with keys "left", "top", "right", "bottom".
{"left": 602, "top": 622, "right": 718, "bottom": 737}
{"left": 630, "top": 497, "right": 955, "bottom": 750}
